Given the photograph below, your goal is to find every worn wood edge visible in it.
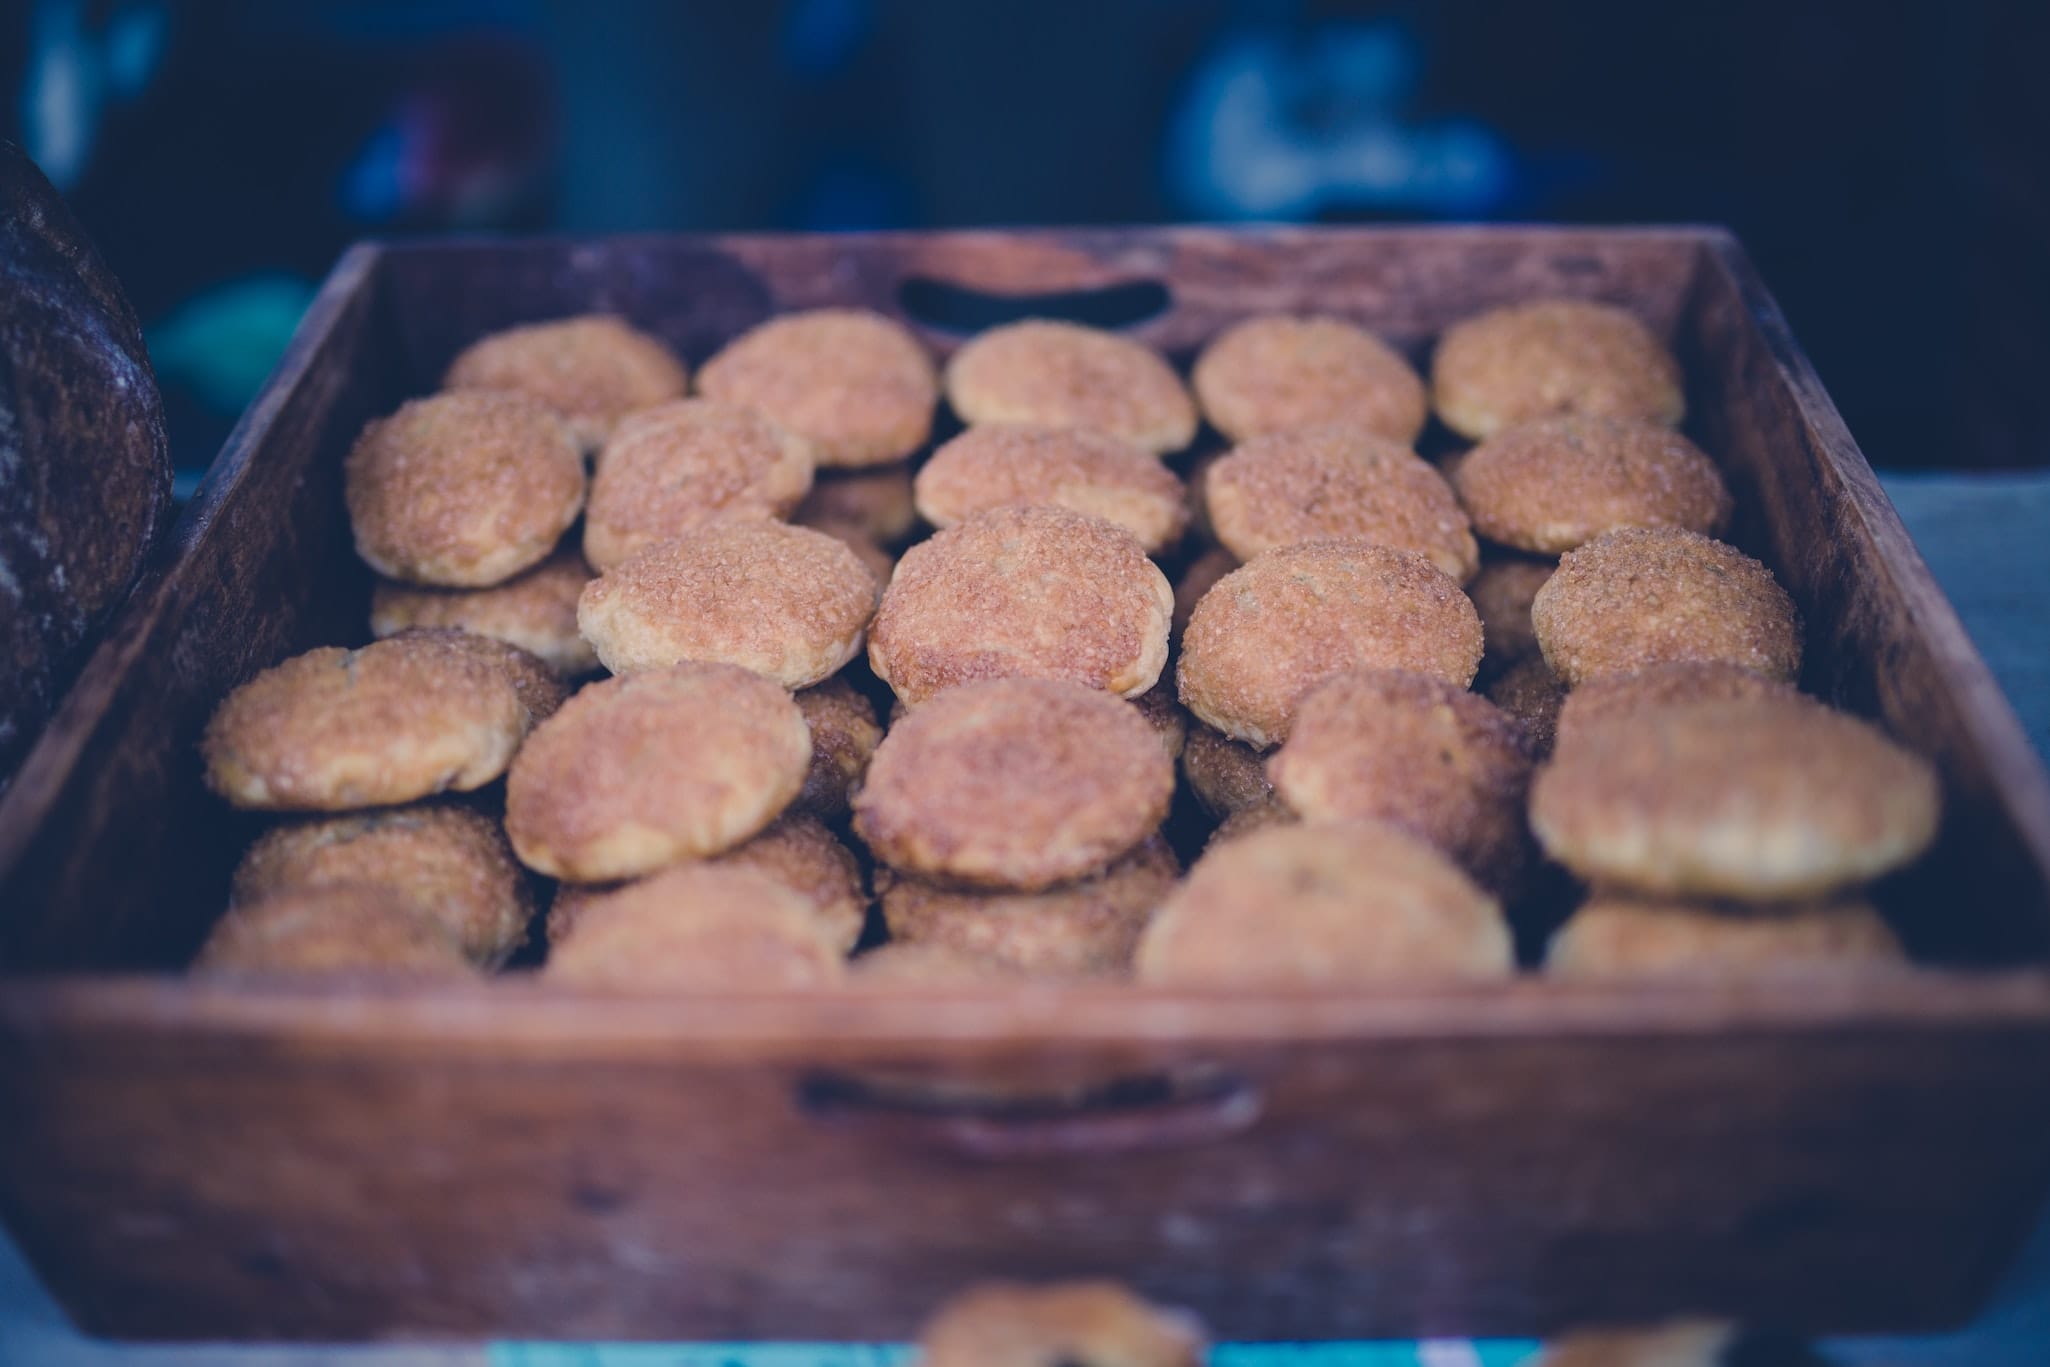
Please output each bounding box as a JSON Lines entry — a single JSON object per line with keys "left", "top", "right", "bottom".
{"left": 0, "top": 244, "right": 384, "bottom": 887}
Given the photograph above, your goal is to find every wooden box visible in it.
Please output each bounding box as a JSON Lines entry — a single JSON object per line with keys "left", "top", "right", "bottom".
{"left": 4, "top": 227, "right": 2049, "bottom": 1343}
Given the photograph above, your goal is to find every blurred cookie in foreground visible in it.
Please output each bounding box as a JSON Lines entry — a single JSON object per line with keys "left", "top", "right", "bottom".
{"left": 944, "top": 319, "right": 1197, "bottom": 454}
{"left": 792, "top": 676, "right": 884, "bottom": 819}
{"left": 697, "top": 308, "right": 936, "bottom": 468}
{"left": 370, "top": 547, "right": 598, "bottom": 675}
{"left": 194, "top": 884, "right": 478, "bottom": 980}
{"left": 917, "top": 1280, "right": 1208, "bottom": 1367}
{"left": 1137, "top": 822, "right": 1511, "bottom": 985}
{"left": 868, "top": 505, "right": 1172, "bottom": 705}
{"left": 1486, "top": 655, "right": 1567, "bottom": 759}
{"left": 441, "top": 314, "right": 688, "bottom": 450}
{"left": 914, "top": 424, "right": 1189, "bottom": 553}
{"left": 854, "top": 678, "right": 1175, "bottom": 892}
{"left": 1193, "top": 313, "right": 1426, "bottom": 444}
{"left": 1176, "top": 539, "right": 1484, "bottom": 749}
{"left": 1431, "top": 298, "right": 1684, "bottom": 440}
{"left": 505, "top": 663, "right": 810, "bottom": 882}
{"left": 578, "top": 520, "right": 881, "bottom": 688}
{"left": 1532, "top": 527, "right": 1802, "bottom": 687}
{"left": 1530, "top": 695, "right": 1941, "bottom": 900}
{"left": 794, "top": 463, "right": 919, "bottom": 546}
{"left": 1554, "top": 661, "right": 1797, "bottom": 753}
{"left": 344, "top": 390, "right": 585, "bottom": 587}
{"left": 849, "top": 941, "right": 1034, "bottom": 985}
{"left": 1203, "top": 425, "right": 1477, "bottom": 582}
{"left": 543, "top": 865, "right": 845, "bottom": 989}
{"left": 1546, "top": 897, "right": 1905, "bottom": 980}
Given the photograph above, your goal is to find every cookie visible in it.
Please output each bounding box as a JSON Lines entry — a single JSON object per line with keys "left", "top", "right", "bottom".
{"left": 542, "top": 865, "right": 846, "bottom": 988}
{"left": 1531, "top": 527, "right": 1802, "bottom": 687}
{"left": 194, "top": 884, "right": 478, "bottom": 980}
{"left": 370, "top": 546, "right": 598, "bottom": 675}
{"left": 441, "top": 314, "right": 689, "bottom": 449}
{"left": 344, "top": 390, "right": 585, "bottom": 587}
{"left": 1554, "top": 660, "right": 1797, "bottom": 753}
{"left": 1451, "top": 414, "right": 1731, "bottom": 554}
{"left": 793, "top": 462, "right": 919, "bottom": 545}
{"left": 1546, "top": 897, "right": 1905, "bottom": 979}
{"left": 849, "top": 941, "right": 1034, "bottom": 984}
{"left": 1133, "top": 686, "right": 1189, "bottom": 762}
{"left": 1172, "top": 545, "right": 1237, "bottom": 639}
{"left": 1202, "top": 798, "right": 1297, "bottom": 851}
{"left": 853, "top": 677, "right": 1175, "bottom": 891}
{"left": 504, "top": 663, "right": 810, "bottom": 881}
{"left": 1203, "top": 424, "right": 1477, "bottom": 581}
{"left": 1431, "top": 298, "right": 1685, "bottom": 440}
{"left": 1135, "top": 822, "right": 1511, "bottom": 984}
{"left": 1176, "top": 539, "right": 1484, "bottom": 748}
{"left": 582, "top": 398, "right": 814, "bottom": 571}
{"left": 1529, "top": 694, "right": 1942, "bottom": 899}
{"left": 696, "top": 308, "right": 937, "bottom": 468}
{"left": 917, "top": 1282, "right": 1207, "bottom": 1367}
{"left": 1467, "top": 556, "right": 1554, "bottom": 671}
{"left": 578, "top": 520, "right": 881, "bottom": 688}
{"left": 1193, "top": 314, "right": 1427, "bottom": 444}
{"left": 914, "top": 424, "right": 1189, "bottom": 554}
{"left": 1180, "top": 724, "right": 1273, "bottom": 817}
{"left": 944, "top": 319, "right": 1197, "bottom": 454}
{"left": 867, "top": 504, "right": 1173, "bottom": 705}
{"left": 232, "top": 803, "right": 531, "bottom": 967}
{"left": 1485, "top": 655, "right": 1567, "bottom": 759}
{"left": 792, "top": 676, "right": 884, "bottom": 819}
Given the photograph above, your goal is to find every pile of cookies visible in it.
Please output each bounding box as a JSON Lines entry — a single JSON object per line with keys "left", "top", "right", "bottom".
{"left": 192, "top": 294, "right": 1941, "bottom": 988}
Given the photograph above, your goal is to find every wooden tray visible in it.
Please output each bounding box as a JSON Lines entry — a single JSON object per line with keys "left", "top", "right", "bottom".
{"left": 4, "top": 226, "right": 2049, "bottom": 1343}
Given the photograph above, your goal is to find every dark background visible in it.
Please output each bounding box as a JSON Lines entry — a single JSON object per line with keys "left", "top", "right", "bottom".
{"left": 5, "top": 0, "right": 2045, "bottom": 480}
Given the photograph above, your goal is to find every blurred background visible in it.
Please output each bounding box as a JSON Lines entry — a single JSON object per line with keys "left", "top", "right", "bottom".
{"left": 4, "top": 0, "right": 2045, "bottom": 484}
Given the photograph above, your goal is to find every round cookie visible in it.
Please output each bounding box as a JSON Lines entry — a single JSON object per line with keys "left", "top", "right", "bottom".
{"left": 794, "top": 462, "right": 919, "bottom": 545}
{"left": 578, "top": 520, "right": 881, "bottom": 688}
{"left": 850, "top": 941, "right": 1032, "bottom": 985}
{"left": 1135, "top": 822, "right": 1511, "bottom": 985}
{"left": 1554, "top": 660, "right": 1797, "bottom": 753}
{"left": 1203, "top": 425, "right": 1478, "bottom": 581}
{"left": 1181, "top": 724, "right": 1273, "bottom": 817}
{"left": 543, "top": 865, "right": 845, "bottom": 989}
{"left": 1531, "top": 527, "right": 1802, "bottom": 687}
{"left": 1431, "top": 298, "right": 1685, "bottom": 440}
{"left": 441, "top": 314, "right": 689, "bottom": 449}
{"left": 1176, "top": 539, "right": 1484, "bottom": 748}
{"left": 194, "top": 885, "right": 478, "bottom": 980}
{"left": 344, "top": 390, "right": 585, "bottom": 587}
{"left": 944, "top": 319, "right": 1197, "bottom": 454}
{"left": 1268, "top": 669, "right": 1533, "bottom": 891}
{"left": 583, "top": 399, "right": 814, "bottom": 571}
{"left": 504, "top": 663, "right": 811, "bottom": 882}
{"left": 1485, "top": 656, "right": 1567, "bottom": 759}
{"left": 1467, "top": 556, "right": 1553, "bottom": 671}
{"left": 1451, "top": 414, "right": 1731, "bottom": 554}
{"left": 918, "top": 1283, "right": 1206, "bottom": 1367}
{"left": 202, "top": 630, "right": 544, "bottom": 811}
{"left": 1529, "top": 694, "right": 1942, "bottom": 900}
{"left": 1172, "top": 545, "right": 1237, "bottom": 639}
{"left": 370, "top": 547, "right": 598, "bottom": 675}
{"left": 1193, "top": 314, "right": 1427, "bottom": 444}
{"left": 879, "top": 836, "right": 1178, "bottom": 978}
{"left": 1546, "top": 897, "right": 1905, "bottom": 979}
{"left": 696, "top": 308, "right": 936, "bottom": 468}
{"left": 792, "top": 676, "right": 884, "bottom": 819}
{"left": 232, "top": 804, "right": 531, "bottom": 967}
{"left": 914, "top": 424, "right": 1189, "bottom": 554}
{"left": 853, "top": 677, "right": 1175, "bottom": 892}
{"left": 867, "top": 504, "right": 1172, "bottom": 705}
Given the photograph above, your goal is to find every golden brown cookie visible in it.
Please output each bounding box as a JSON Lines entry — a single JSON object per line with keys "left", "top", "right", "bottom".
{"left": 370, "top": 547, "right": 598, "bottom": 676}
{"left": 1485, "top": 655, "right": 1566, "bottom": 759}
{"left": 1268, "top": 669, "right": 1533, "bottom": 890}
{"left": 1136, "top": 822, "right": 1511, "bottom": 985}
{"left": 202, "top": 630, "right": 545, "bottom": 811}
{"left": 1451, "top": 414, "right": 1731, "bottom": 554}
{"left": 853, "top": 677, "right": 1175, "bottom": 891}
{"left": 879, "top": 836, "right": 1178, "bottom": 978}
{"left": 1467, "top": 556, "right": 1554, "bottom": 671}
{"left": 232, "top": 804, "right": 531, "bottom": 967}
{"left": 1529, "top": 695, "right": 1942, "bottom": 899}
{"left": 578, "top": 520, "right": 881, "bottom": 688}
{"left": 849, "top": 941, "right": 1034, "bottom": 984}
{"left": 944, "top": 319, "right": 1198, "bottom": 454}
{"left": 1193, "top": 314, "right": 1428, "bottom": 444}
{"left": 1546, "top": 897, "right": 1905, "bottom": 979}
{"left": 543, "top": 865, "right": 846, "bottom": 988}
{"left": 194, "top": 884, "right": 478, "bottom": 980}
{"left": 1176, "top": 539, "right": 1484, "bottom": 748}
{"left": 344, "top": 390, "right": 585, "bottom": 587}
{"left": 504, "top": 663, "right": 811, "bottom": 881}
{"left": 1203, "top": 425, "right": 1478, "bottom": 581}
{"left": 582, "top": 398, "right": 815, "bottom": 571}
{"left": 1531, "top": 527, "right": 1803, "bottom": 687}
{"left": 917, "top": 1282, "right": 1207, "bottom": 1367}
{"left": 1554, "top": 660, "right": 1797, "bottom": 753}
{"left": 431, "top": 629, "right": 571, "bottom": 723}
{"left": 441, "top": 314, "right": 688, "bottom": 449}
{"left": 867, "top": 504, "right": 1173, "bottom": 705}
{"left": 1180, "top": 724, "right": 1272, "bottom": 817}
{"left": 1202, "top": 797, "right": 1297, "bottom": 851}
{"left": 792, "top": 676, "right": 884, "bottom": 819}
{"left": 793, "top": 462, "right": 919, "bottom": 545}
{"left": 696, "top": 308, "right": 937, "bottom": 468}
{"left": 914, "top": 424, "right": 1190, "bottom": 554}
{"left": 1171, "top": 545, "right": 1237, "bottom": 639}
{"left": 1431, "top": 298, "right": 1685, "bottom": 440}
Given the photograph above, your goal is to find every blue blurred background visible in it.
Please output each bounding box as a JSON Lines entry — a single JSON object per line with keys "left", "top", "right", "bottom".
{"left": 5, "top": 0, "right": 2045, "bottom": 483}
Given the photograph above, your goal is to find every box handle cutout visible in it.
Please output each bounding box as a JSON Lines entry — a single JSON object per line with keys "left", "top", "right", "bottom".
{"left": 898, "top": 277, "right": 1172, "bottom": 334}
